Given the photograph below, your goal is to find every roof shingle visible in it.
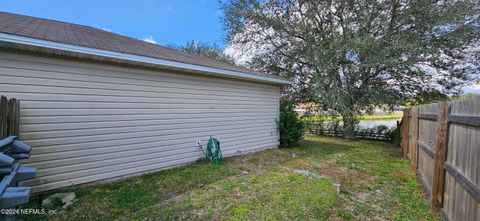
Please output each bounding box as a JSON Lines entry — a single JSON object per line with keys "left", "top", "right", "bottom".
{"left": 0, "top": 11, "right": 281, "bottom": 80}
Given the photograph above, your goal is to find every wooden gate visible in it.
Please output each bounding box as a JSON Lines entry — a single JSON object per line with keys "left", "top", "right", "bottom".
{"left": 0, "top": 95, "right": 20, "bottom": 139}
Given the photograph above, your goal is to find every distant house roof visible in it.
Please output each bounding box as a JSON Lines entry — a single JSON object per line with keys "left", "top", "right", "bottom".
{"left": 0, "top": 11, "right": 290, "bottom": 84}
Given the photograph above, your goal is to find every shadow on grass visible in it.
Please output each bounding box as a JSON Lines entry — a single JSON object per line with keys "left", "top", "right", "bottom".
{"left": 19, "top": 135, "right": 435, "bottom": 221}
{"left": 20, "top": 148, "right": 291, "bottom": 221}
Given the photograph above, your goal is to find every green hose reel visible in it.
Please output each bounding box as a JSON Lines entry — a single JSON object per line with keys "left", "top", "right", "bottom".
{"left": 203, "top": 136, "right": 223, "bottom": 165}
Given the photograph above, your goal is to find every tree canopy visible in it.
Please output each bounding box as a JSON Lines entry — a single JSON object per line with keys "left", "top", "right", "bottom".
{"left": 170, "top": 40, "right": 235, "bottom": 64}
{"left": 222, "top": 0, "right": 480, "bottom": 139}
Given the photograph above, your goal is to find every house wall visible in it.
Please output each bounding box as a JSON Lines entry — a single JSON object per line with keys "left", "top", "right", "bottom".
{"left": 0, "top": 50, "right": 280, "bottom": 192}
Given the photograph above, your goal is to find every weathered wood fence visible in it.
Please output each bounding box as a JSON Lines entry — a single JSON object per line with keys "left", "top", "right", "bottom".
{"left": 400, "top": 97, "right": 480, "bottom": 221}
{"left": 0, "top": 95, "right": 20, "bottom": 140}
{"left": 309, "top": 128, "right": 394, "bottom": 141}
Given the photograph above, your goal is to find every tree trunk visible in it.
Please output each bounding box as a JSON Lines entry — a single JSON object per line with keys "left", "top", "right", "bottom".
{"left": 342, "top": 117, "right": 356, "bottom": 140}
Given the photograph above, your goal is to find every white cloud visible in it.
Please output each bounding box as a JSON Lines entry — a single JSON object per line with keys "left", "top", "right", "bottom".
{"left": 142, "top": 36, "right": 157, "bottom": 44}
{"left": 101, "top": 27, "right": 111, "bottom": 32}
{"left": 224, "top": 46, "right": 252, "bottom": 66}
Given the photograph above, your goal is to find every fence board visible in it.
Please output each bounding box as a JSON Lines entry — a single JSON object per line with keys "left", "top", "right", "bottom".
{"left": 417, "top": 148, "right": 434, "bottom": 196}
{"left": 417, "top": 140, "right": 435, "bottom": 158}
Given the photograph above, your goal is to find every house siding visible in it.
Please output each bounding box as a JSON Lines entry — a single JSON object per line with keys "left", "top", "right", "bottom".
{"left": 0, "top": 50, "right": 280, "bottom": 192}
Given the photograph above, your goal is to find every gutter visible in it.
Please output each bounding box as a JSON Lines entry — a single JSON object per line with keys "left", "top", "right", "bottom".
{"left": 0, "top": 33, "right": 292, "bottom": 85}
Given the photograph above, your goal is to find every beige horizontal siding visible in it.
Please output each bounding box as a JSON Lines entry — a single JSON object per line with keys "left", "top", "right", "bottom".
{"left": 0, "top": 50, "right": 280, "bottom": 192}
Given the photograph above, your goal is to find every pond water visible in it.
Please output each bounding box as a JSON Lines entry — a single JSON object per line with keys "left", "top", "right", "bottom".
{"left": 358, "top": 119, "right": 401, "bottom": 129}
{"left": 317, "top": 119, "right": 401, "bottom": 130}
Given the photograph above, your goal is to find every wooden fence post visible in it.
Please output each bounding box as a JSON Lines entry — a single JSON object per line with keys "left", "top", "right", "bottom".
{"left": 7, "top": 98, "right": 18, "bottom": 137}
{"left": 401, "top": 108, "right": 409, "bottom": 157}
{"left": 0, "top": 96, "right": 7, "bottom": 139}
{"left": 412, "top": 107, "right": 419, "bottom": 171}
{"left": 0, "top": 96, "right": 20, "bottom": 139}
{"left": 431, "top": 102, "right": 449, "bottom": 211}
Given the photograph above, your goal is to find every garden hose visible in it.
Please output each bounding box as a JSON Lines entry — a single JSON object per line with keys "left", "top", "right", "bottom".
{"left": 204, "top": 136, "right": 223, "bottom": 165}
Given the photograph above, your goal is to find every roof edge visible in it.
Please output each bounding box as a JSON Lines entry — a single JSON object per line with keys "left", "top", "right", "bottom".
{"left": 0, "top": 32, "right": 292, "bottom": 85}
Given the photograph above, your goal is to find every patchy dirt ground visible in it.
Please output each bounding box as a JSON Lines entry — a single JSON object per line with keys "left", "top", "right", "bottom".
{"left": 20, "top": 135, "right": 438, "bottom": 221}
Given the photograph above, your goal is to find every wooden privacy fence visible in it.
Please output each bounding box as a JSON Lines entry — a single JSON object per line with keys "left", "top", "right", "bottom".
{"left": 0, "top": 96, "right": 20, "bottom": 140}
{"left": 400, "top": 97, "right": 480, "bottom": 221}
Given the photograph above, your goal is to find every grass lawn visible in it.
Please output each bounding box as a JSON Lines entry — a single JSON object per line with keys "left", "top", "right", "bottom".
{"left": 20, "top": 135, "right": 437, "bottom": 221}
{"left": 357, "top": 112, "right": 403, "bottom": 120}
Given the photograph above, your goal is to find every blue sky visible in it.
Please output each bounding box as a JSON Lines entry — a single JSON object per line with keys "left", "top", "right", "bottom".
{"left": 0, "top": 0, "right": 226, "bottom": 47}
{"left": 464, "top": 84, "right": 480, "bottom": 94}
{"left": 1, "top": 0, "right": 478, "bottom": 94}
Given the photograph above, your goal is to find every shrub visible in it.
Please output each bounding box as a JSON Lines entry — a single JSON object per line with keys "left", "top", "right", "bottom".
{"left": 278, "top": 99, "right": 305, "bottom": 147}
{"left": 355, "top": 125, "right": 396, "bottom": 140}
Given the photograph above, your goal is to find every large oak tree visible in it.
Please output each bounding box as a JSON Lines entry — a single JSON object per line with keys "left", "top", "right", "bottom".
{"left": 170, "top": 40, "right": 235, "bottom": 64}
{"left": 222, "top": 0, "right": 479, "bottom": 139}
